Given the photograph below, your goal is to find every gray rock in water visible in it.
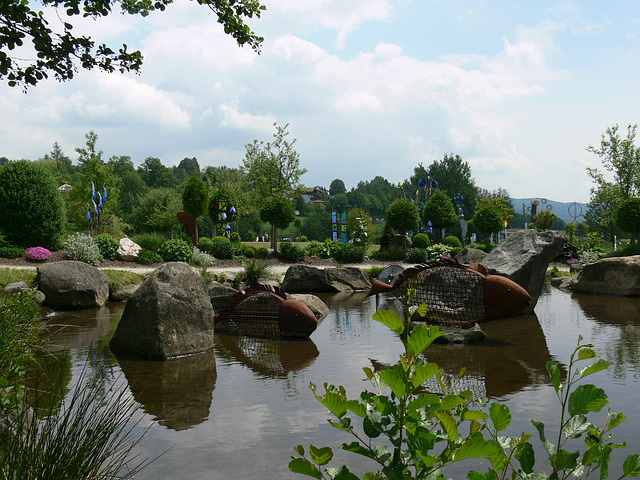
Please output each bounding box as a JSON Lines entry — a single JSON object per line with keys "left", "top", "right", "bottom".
{"left": 3, "top": 281, "right": 45, "bottom": 305}
{"left": 281, "top": 265, "right": 371, "bottom": 293}
{"left": 482, "top": 230, "right": 566, "bottom": 312}
{"left": 110, "top": 262, "right": 215, "bottom": 360}
{"left": 455, "top": 248, "right": 488, "bottom": 265}
{"left": 288, "top": 293, "right": 330, "bottom": 318}
{"left": 36, "top": 261, "right": 110, "bottom": 309}
{"left": 207, "top": 281, "right": 239, "bottom": 313}
{"left": 108, "top": 283, "right": 140, "bottom": 302}
{"left": 572, "top": 256, "right": 640, "bottom": 296}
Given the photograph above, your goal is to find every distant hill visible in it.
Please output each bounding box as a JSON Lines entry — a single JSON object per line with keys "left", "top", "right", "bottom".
{"left": 511, "top": 198, "right": 587, "bottom": 223}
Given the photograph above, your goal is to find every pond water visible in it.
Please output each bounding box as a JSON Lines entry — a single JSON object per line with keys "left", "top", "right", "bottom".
{"left": 40, "top": 283, "right": 640, "bottom": 479}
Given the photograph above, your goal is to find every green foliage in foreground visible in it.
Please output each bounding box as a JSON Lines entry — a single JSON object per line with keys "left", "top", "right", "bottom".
{"left": 0, "top": 290, "right": 154, "bottom": 479}
{"left": 290, "top": 292, "right": 640, "bottom": 480}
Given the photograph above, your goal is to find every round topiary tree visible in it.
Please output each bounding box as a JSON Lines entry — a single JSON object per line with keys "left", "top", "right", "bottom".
{"left": 0, "top": 160, "right": 66, "bottom": 249}
{"left": 260, "top": 196, "right": 296, "bottom": 254}
{"left": 422, "top": 190, "right": 459, "bottom": 242}
{"left": 472, "top": 204, "right": 503, "bottom": 245}
{"left": 615, "top": 197, "right": 640, "bottom": 244}
{"left": 385, "top": 198, "right": 419, "bottom": 249}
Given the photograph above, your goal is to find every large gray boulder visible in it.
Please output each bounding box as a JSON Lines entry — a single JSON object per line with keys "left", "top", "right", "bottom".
{"left": 482, "top": 230, "right": 566, "bottom": 312}
{"left": 572, "top": 256, "right": 640, "bottom": 296}
{"left": 281, "top": 265, "right": 371, "bottom": 293}
{"left": 110, "top": 262, "right": 215, "bottom": 360}
{"left": 36, "top": 261, "right": 110, "bottom": 309}
{"left": 455, "top": 248, "right": 488, "bottom": 265}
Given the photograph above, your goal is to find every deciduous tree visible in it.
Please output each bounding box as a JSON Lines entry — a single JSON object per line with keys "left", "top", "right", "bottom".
{"left": 586, "top": 124, "right": 640, "bottom": 237}
{"left": 421, "top": 190, "right": 458, "bottom": 242}
{"left": 1, "top": 0, "right": 265, "bottom": 89}
{"left": 385, "top": 198, "right": 419, "bottom": 248}
{"left": 259, "top": 195, "right": 296, "bottom": 253}
{"left": 182, "top": 175, "right": 208, "bottom": 243}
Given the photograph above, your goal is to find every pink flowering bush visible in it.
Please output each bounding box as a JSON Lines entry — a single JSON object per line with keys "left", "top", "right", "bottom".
{"left": 25, "top": 246, "right": 52, "bottom": 262}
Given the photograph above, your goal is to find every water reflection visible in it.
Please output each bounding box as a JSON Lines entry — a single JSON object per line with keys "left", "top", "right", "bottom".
{"left": 116, "top": 350, "right": 217, "bottom": 431}
{"left": 214, "top": 334, "right": 319, "bottom": 378}
{"left": 573, "top": 292, "right": 640, "bottom": 381}
{"left": 421, "top": 313, "right": 556, "bottom": 399}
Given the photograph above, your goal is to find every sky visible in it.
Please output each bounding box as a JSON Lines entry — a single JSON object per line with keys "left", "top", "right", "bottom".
{"left": 2, "top": 0, "right": 640, "bottom": 203}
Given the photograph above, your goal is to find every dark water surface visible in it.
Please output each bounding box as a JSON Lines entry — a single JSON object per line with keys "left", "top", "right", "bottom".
{"left": 41, "top": 284, "right": 640, "bottom": 479}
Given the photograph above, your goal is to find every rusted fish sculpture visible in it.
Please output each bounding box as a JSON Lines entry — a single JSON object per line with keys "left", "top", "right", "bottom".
{"left": 368, "top": 259, "right": 531, "bottom": 327}
{"left": 216, "top": 284, "right": 318, "bottom": 339}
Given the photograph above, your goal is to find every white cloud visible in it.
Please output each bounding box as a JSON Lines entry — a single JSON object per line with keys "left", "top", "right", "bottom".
{"left": 218, "top": 101, "right": 275, "bottom": 132}
{"left": 268, "top": 0, "right": 393, "bottom": 48}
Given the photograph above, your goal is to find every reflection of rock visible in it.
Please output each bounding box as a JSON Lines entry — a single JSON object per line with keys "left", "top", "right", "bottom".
{"left": 110, "top": 262, "right": 215, "bottom": 359}
{"left": 281, "top": 265, "right": 371, "bottom": 292}
{"left": 407, "top": 313, "right": 555, "bottom": 399}
{"left": 425, "top": 314, "right": 551, "bottom": 398}
{"left": 573, "top": 292, "right": 640, "bottom": 326}
{"left": 116, "top": 350, "right": 216, "bottom": 431}
{"left": 482, "top": 230, "right": 566, "bottom": 312}
{"left": 215, "top": 334, "right": 318, "bottom": 378}
{"left": 36, "top": 261, "right": 110, "bottom": 309}
{"left": 572, "top": 256, "right": 640, "bottom": 296}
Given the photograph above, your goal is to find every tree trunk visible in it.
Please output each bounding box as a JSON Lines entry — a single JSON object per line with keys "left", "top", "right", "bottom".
{"left": 271, "top": 224, "right": 278, "bottom": 253}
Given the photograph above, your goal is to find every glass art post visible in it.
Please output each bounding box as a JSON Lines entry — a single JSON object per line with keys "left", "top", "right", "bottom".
{"left": 87, "top": 182, "right": 107, "bottom": 236}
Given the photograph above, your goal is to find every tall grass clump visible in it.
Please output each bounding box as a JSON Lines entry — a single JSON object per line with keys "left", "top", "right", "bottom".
{"left": 242, "top": 258, "right": 273, "bottom": 287}
{"left": 0, "top": 363, "right": 154, "bottom": 480}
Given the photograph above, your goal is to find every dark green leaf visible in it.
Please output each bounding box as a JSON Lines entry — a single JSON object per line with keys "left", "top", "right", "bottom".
{"left": 568, "top": 384, "right": 608, "bottom": 416}
{"left": 372, "top": 309, "right": 404, "bottom": 336}
{"left": 289, "top": 457, "right": 323, "bottom": 478}
{"left": 578, "top": 347, "right": 597, "bottom": 360}
{"left": 532, "top": 420, "right": 555, "bottom": 455}
{"left": 436, "top": 410, "right": 459, "bottom": 441}
{"left": 514, "top": 442, "right": 535, "bottom": 474}
{"left": 562, "top": 414, "right": 590, "bottom": 438}
{"left": 623, "top": 454, "right": 640, "bottom": 477}
{"left": 550, "top": 449, "right": 580, "bottom": 471}
{"left": 489, "top": 402, "right": 511, "bottom": 432}
{"left": 378, "top": 367, "right": 407, "bottom": 398}
{"left": 318, "top": 392, "right": 348, "bottom": 418}
{"left": 579, "top": 359, "right": 609, "bottom": 378}
{"left": 546, "top": 361, "right": 562, "bottom": 392}
{"left": 455, "top": 432, "right": 507, "bottom": 472}
{"left": 407, "top": 324, "right": 444, "bottom": 356}
{"left": 326, "top": 466, "right": 360, "bottom": 480}
{"left": 310, "top": 445, "right": 333, "bottom": 466}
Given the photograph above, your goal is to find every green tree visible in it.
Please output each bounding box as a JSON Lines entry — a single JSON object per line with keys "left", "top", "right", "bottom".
{"left": 242, "top": 123, "right": 307, "bottom": 209}
{"left": 385, "top": 198, "right": 419, "bottom": 248}
{"left": 475, "top": 196, "right": 514, "bottom": 225}
{"left": 407, "top": 155, "right": 477, "bottom": 218}
{"left": 44, "top": 141, "right": 73, "bottom": 176}
{"left": 586, "top": 124, "right": 640, "bottom": 237}
{"left": 421, "top": 190, "right": 458, "bottom": 242}
{"left": 259, "top": 196, "right": 296, "bottom": 253}
{"left": 615, "top": 197, "right": 640, "bottom": 243}
{"left": 472, "top": 203, "right": 503, "bottom": 245}
{"left": 138, "top": 157, "right": 174, "bottom": 188}
{"left": 130, "top": 187, "right": 181, "bottom": 234}
{"left": 300, "top": 205, "right": 331, "bottom": 242}
{"left": 1, "top": 0, "right": 265, "bottom": 89}
{"left": 329, "top": 178, "right": 347, "bottom": 196}
{"left": 173, "top": 157, "right": 200, "bottom": 185}
{"left": 66, "top": 131, "right": 119, "bottom": 232}
{"left": 182, "top": 175, "right": 208, "bottom": 243}
{"left": 0, "top": 160, "right": 66, "bottom": 249}
{"left": 533, "top": 210, "right": 556, "bottom": 231}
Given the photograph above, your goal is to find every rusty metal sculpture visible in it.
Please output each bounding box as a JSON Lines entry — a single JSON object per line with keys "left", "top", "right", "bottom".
{"left": 216, "top": 284, "right": 318, "bottom": 339}
{"left": 368, "top": 259, "right": 531, "bottom": 328}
